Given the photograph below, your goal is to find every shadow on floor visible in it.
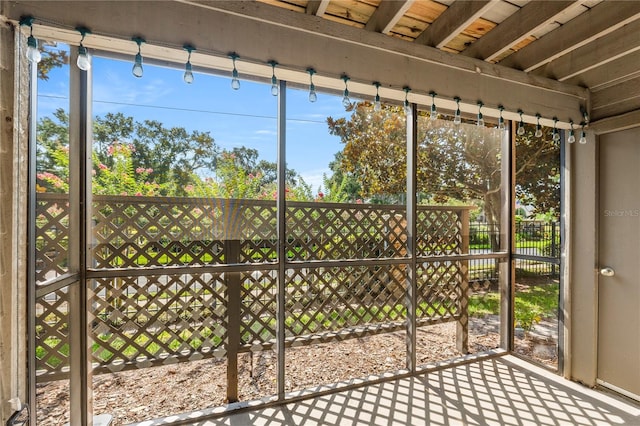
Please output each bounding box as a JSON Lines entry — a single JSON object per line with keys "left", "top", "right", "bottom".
{"left": 136, "top": 355, "right": 640, "bottom": 426}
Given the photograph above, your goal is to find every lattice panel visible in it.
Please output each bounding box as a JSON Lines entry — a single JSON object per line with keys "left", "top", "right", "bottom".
{"left": 35, "top": 286, "right": 70, "bottom": 380}
{"left": 239, "top": 202, "right": 277, "bottom": 263}
{"left": 90, "top": 273, "right": 227, "bottom": 373}
{"left": 240, "top": 271, "right": 277, "bottom": 345}
{"left": 416, "top": 260, "right": 465, "bottom": 321}
{"left": 33, "top": 195, "right": 473, "bottom": 377}
{"left": 35, "top": 194, "right": 70, "bottom": 283}
{"left": 92, "top": 196, "right": 277, "bottom": 268}
{"left": 286, "top": 203, "right": 408, "bottom": 261}
{"left": 35, "top": 195, "right": 468, "bottom": 270}
{"left": 284, "top": 265, "right": 407, "bottom": 338}
{"left": 416, "top": 209, "right": 463, "bottom": 256}
{"left": 92, "top": 197, "right": 226, "bottom": 268}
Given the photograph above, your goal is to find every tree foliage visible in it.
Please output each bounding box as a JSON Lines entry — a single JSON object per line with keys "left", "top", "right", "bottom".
{"left": 92, "top": 142, "right": 162, "bottom": 196}
{"left": 223, "top": 147, "right": 302, "bottom": 189}
{"left": 515, "top": 126, "right": 560, "bottom": 217}
{"left": 185, "top": 151, "right": 312, "bottom": 201}
{"left": 327, "top": 102, "right": 560, "bottom": 220}
{"left": 328, "top": 102, "right": 503, "bottom": 223}
{"left": 36, "top": 110, "right": 218, "bottom": 194}
{"left": 36, "top": 109, "right": 70, "bottom": 189}
{"left": 328, "top": 103, "right": 407, "bottom": 197}
{"left": 36, "top": 110, "right": 313, "bottom": 200}
{"left": 318, "top": 152, "right": 362, "bottom": 203}
{"left": 37, "top": 47, "right": 68, "bottom": 81}
{"left": 130, "top": 119, "right": 218, "bottom": 195}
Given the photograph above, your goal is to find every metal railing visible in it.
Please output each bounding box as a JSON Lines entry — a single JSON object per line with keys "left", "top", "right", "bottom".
{"left": 468, "top": 221, "right": 560, "bottom": 283}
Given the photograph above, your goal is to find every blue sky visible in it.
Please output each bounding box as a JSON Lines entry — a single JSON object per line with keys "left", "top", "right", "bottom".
{"left": 37, "top": 45, "right": 352, "bottom": 191}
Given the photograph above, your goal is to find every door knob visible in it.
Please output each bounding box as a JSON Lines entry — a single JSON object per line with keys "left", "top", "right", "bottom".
{"left": 600, "top": 267, "right": 615, "bottom": 277}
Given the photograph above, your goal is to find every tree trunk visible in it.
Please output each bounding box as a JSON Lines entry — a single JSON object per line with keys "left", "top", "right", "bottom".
{"left": 484, "top": 191, "right": 502, "bottom": 281}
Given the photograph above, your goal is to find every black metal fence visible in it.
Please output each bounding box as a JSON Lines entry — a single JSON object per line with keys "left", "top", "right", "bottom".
{"left": 469, "top": 220, "right": 560, "bottom": 283}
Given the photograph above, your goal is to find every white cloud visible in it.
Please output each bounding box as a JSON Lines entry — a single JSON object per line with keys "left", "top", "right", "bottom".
{"left": 254, "top": 129, "right": 276, "bottom": 136}
{"left": 300, "top": 168, "right": 329, "bottom": 193}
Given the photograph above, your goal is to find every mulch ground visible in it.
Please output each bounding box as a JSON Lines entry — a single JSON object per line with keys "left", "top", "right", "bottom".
{"left": 35, "top": 317, "right": 557, "bottom": 425}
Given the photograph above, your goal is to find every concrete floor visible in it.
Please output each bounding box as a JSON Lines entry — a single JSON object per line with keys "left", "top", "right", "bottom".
{"left": 135, "top": 355, "right": 640, "bottom": 426}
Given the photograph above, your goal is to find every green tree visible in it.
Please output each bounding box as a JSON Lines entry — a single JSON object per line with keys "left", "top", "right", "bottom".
{"left": 36, "top": 143, "right": 69, "bottom": 193}
{"left": 92, "top": 142, "right": 162, "bottom": 196}
{"left": 38, "top": 140, "right": 162, "bottom": 196}
{"left": 37, "top": 46, "right": 68, "bottom": 81}
{"left": 328, "top": 102, "right": 501, "bottom": 210}
{"left": 328, "top": 103, "right": 407, "bottom": 198}
{"left": 327, "top": 101, "right": 560, "bottom": 241}
{"left": 224, "top": 147, "right": 301, "bottom": 188}
{"left": 93, "top": 112, "right": 135, "bottom": 165}
{"left": 131, "top": 119, "right": 218, "bottom": 195}
{"left": 186, "top": 151, "right": 263, "bottom": 199}
{"left": 185, "top": 151, "right": 313, "bottom": 201}
{"left": 36, "top": 108, "right": 69, "bottom": 181}
{"left": 515, "top": 127, "right": 560, "bottom": 218}
{"left": 36, "top": 110, "right": 219, "bottom": 195}
{"left": 318, "top": 152, "right": 361, "bottom": 203}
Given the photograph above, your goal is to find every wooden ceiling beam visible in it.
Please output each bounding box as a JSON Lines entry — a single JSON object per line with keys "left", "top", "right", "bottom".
{"left": 499, "top": 1, "right": 640, "bottom": 72}
{"left": 591, "top": 76, "right": 640, "bottom": 114}
{"left": 590, "top": 109, "right": 640, "bottom": 135}
{"left": 590, "top": 98, "right": 640, "bottom": 122}
{"left": 364, "top": 0, "right": 413, "bottom": 34}
{"left": 532, "top": 18, "right": 640, "bottom": 82}
{"left": 461, "top": 1, "right": 575, "bottom": 62}
{"left": 306, "top": 0, "right": 329, "bottom": 17}
{"left": 414, "top": 0, "right": 497, "bottom": 48}
{"left": 563, "top": 50, "right": 640, "bottom": 91}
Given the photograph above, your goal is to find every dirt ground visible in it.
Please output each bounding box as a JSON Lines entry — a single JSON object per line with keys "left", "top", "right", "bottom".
{"left": 35, "top": 316, "right": 557, "bottom": 425}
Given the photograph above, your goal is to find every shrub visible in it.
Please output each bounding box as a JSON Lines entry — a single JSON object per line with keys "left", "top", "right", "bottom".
{"left": 469, "top": 226, "right": 490, "bottom": 246}
{"left": 540, "top": 239, "right": 560, "bottom": 257}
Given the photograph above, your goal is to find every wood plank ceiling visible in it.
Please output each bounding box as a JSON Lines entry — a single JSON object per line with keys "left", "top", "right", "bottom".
{"left": 257, "top": 0, "right": 640, "bottom": 123}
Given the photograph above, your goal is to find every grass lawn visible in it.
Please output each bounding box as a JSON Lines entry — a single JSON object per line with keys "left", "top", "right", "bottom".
{"left": 469, "top": 279, "right": 559, "bottom": 331}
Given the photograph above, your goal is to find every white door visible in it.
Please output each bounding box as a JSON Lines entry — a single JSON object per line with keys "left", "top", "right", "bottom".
{"left": 597, "top": 129, "right": 640, "bottom": 400}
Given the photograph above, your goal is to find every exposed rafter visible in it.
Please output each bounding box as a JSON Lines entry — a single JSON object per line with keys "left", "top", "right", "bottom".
{"left": 564, "top": 50, "right": 640, "bottom": 91}
{"left": 499, "top": 1, "right": 640, "bottom": 72}
{"left": 532, "top": 18, "right": 640, "bottom": 82}
{"left": 591, "top": 109, "right": 640, "bottom": 134}
{"left": 414, "top": 0, "right": 496, "bottom": 48}
{"left": 364, "top": 0, "right": 413, "bottom": 34}
{"left": 306, "top": 0, "right": 329, "bottom": 17}
{"left": 461, "top": 0, "right": 575, "bottom": 62}
{"left": 591, "top": 76, "right": 640, "bottom": 120}
{"left": 590, "top": 98, "right": 640, "bottom": 122}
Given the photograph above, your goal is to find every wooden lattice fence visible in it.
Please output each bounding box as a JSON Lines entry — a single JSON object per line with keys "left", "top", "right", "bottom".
{"left": 34, "top": 194, "right": 471, "bottom": 381}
